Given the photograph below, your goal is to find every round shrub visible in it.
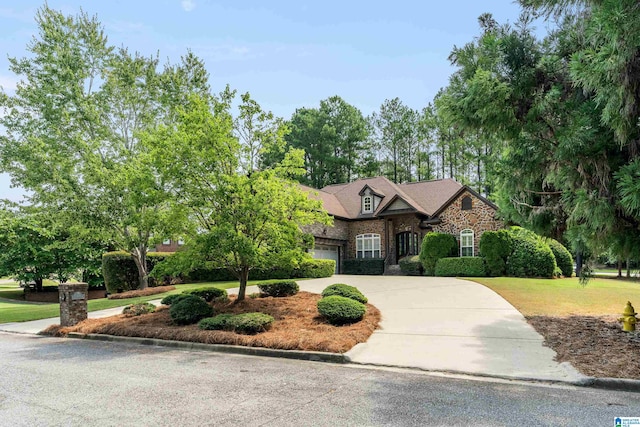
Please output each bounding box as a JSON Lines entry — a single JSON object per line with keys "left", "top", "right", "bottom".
{"left": 321, "top": 284, "right": 368, "bottom": 304}
{"left": 228, "top": 313, "right": 275, "bottom": 334}
{"left": 547, "top": 239, "right": 573, "bottom": 277}
{"left": 479, "top": 230, "right": 513, "bottom": 277}
{"left": 122, "top": 302, "right": 156, "bottom": 316}
{"left": 419, "top": 232, "right": 458, "bottom": 276}
{"left": 160, "top": 293, "right": 192, "bottom": 306}
{"left": 317, "top": 295, "right": 366, "bottom": 325}
{"left": 506, "top": 227, "right": 557, "bottom": 278}
{"left": 198, "top": 313, "right": 235, "bottom": 330}
{"left": 257, "top": 280, "right": 299, "bottom": 297}
{"left": 169, "top": 295, "right": 213, "bottom": 325}
{"left": 399, "top": 255, "right": 423, "bottom": 276}
{"left": 184, "top": 287, "right": 228, "bottom": 302}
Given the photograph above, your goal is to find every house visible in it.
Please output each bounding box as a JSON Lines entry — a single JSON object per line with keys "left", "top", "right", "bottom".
{"left": 301, "top": 176, "right": 504, "bottom": 273}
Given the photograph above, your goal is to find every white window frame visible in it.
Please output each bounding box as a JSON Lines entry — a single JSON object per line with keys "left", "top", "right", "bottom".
{"left": 162, "top": 239, "right": 171, "bottom": 245}
{"left": 460, "top": 229, "right": 474, "bottom": 257}
{"left": 362, "top": 195, "right": 373, "bottom": 213}
{"left": 356, "top": 233, "right": 381, "bottom": 258}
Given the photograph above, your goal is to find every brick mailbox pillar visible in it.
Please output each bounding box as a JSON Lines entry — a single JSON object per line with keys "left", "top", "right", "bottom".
{"left": 59, "top": 283, "right": 89, "bottom": 327}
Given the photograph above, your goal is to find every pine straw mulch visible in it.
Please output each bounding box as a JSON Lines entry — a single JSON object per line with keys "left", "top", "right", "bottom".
{"left": 527, "top": 315, "right": 640, "bottom": 379}
{"left": 107, "top": 286, "right": 176, "bottom": 299}
{"left": 45, "top": 291, "right": 381, "bottom": 354}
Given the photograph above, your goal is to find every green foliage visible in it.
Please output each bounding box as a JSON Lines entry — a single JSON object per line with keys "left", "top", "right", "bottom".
{"left": 317, "top": 295, "right": 366, "bottom": 325}
{"left": 321, "top": 284, "right": 368, "bottom": 304}
{"left": 399, "top": 255, "right": 423, "bottom": 276}
{"left": 479, "top": 230, "right": 513, "bottom": 277}
{"left": 169, "top": 295, "right": 213, "bottom": 325}
{"left": 198, "top": 312, "right": 274, "bottom": 334}
{"left": 434, "top": 257, "right": 486, "bottom": 277}
{"left": 547, "top": 239, "right": 573, "bottom": 278}
{"left": 419, "top": 232, "right": 458, "bottom": 276}
{"left": 183, "top": 287, "right": 228, "bottom": 302}
{"left": 257, "top": 280, "right": 299, "bottom": 297}
{"left": 342, "top": 259, "right": 384, "bottom": 275}
{"left": 506, "top": 227, "right": 557, "bottom": 278}
{"left": 160, "top": 293, "right": 191, "bottom": 306}
{"left": 122, "top": 303, "right": 156, "bottom": 316}
{"left": 102, "top": 251, "right": 174, "bottom": 294}
{"left": 295, "top": 259, "right": 335, "bottom": 278}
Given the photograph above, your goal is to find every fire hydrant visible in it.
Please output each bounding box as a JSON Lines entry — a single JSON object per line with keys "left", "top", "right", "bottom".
{"left": 619, "top": 301, "right": 638, "bottom": 332}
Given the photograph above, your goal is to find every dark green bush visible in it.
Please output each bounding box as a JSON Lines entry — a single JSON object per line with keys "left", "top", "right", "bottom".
{"left": 198, "top": 313, "right": 235, "bottom": 330}
{"left": 169, "top": 295, "right": 213, "bottom": 325}
{"left": 257, "top": 280, "right": 299, "bottom": 297}
{"left": 399, "top": 255, "right": 423, "bottom": 276}
{"left": 434, "top": 257, "right": 486, "bottom": 277}
{"left": 160, "top": 293, "right": 192, "bottom": 306}
{"left": 419, "top": 233, "right": 458, "bottom": 276}
{"left": 321, "top": 284, "right": 368, "bottom": 304}
{"left": 342, "top": 258, "right": 384, "bottom": 275}
{"left": 547, "top": 239, "right": 573, "bottom": 277}
{"left": 228, "top": 313, "right": 275, "bottom": 334}
{"left": 102, "top": 251, "right": 174, "bottom": 294}
{"left": 122, "top": 302, "right": 156, "bottom": 316}
{"left": 479, "top": 230, "right": 513, "bottom": 277}
{"left": 294, "top": 259, "right": 335, "bottom": 278}
{"left": 317, "top": 295, "right": 366, "bottom": 325}
{"left": 184, "top": 287, "right": 228, "bottom": 302}
{"left": 506, "top": 227, "right": 557, "bottom": 278}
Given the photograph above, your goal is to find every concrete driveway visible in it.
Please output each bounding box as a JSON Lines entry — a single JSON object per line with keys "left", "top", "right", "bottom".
{"left": 299, "top": 275, "right": 586, "bottom": 383}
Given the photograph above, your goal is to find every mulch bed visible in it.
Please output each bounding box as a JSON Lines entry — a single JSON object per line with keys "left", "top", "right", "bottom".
{"left": 45, "top": 291, "right": 381, "bottom": 353}
{"left": 107, "top": 286, "right": 175, "bottom": 299}
{"left": 527, "top": 315, "right": 640, "bottom": 379}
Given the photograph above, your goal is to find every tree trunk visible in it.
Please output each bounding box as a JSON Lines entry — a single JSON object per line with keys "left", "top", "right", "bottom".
{"left": 575, "top": 252, "right": 582, "bottom": 277}
{"left": 626, "top": 258, "right": 631, "bottom": 278}
{"left": 617, "top": 259, "right": 623, "bottom": 278}
{"left": 35, "top": 277, "right": 43, "bottom": 292}
{"left": 131, "top": 247, "right": 149, "bottom": 290}
{"left": 236, "top": 266, "right": 249, "bottom": 303}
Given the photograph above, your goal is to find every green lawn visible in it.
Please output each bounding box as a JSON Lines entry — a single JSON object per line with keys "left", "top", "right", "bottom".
{"left": 471, "top": 276, "right": 640, "bottom": 317}
{"left": 0, "top": 281, "right": 255, "bottom": 324}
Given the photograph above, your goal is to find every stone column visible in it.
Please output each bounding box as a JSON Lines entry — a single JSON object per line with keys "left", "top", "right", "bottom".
{"left": 58, "top": 283, "right": 89, "bottom": 327}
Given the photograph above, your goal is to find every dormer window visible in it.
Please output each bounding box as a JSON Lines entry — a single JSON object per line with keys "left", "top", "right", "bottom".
{"left": 362, "top": 195, "right": 373, "bottom": 213}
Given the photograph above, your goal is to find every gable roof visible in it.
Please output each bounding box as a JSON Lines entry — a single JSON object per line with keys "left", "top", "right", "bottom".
{"left": 309, "top": 176, "right": 472, "bottom": 220}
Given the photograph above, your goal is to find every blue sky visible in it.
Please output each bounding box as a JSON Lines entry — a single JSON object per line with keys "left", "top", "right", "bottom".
{"left": 0, "top": 0, "right": 531, "bottom": 201}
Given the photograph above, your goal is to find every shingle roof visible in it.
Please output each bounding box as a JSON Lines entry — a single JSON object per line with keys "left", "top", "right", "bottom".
{"left": 307, "top": 176, "right": 465, "bottom": 219}
{"left": 299, "top": 184, "right": 350, "bottom": 219}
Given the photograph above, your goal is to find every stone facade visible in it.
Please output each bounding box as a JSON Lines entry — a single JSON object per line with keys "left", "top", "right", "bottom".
{"left": 58, "top": 283, "right": 89, "bottom": 327}
{"left": 346, "top": 218, "right": 386, "bottom": 259}
{"left": 432, "top": 190, "right": 504, "bottom": 256}
{"left": 302, "top": 219, "right": 349, "bottom": 241}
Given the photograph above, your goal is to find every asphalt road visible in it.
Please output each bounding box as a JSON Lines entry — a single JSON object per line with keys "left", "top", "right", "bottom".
{"left": 1, "top": 332, "right": 638, "bottom": 427}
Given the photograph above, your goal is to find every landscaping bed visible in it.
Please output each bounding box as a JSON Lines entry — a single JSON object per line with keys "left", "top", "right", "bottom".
{"left": 46, "top": 291, "right": 381, "bottom": 353}
{"left": 527, "top": 315, "right": 640, "bottom": 380}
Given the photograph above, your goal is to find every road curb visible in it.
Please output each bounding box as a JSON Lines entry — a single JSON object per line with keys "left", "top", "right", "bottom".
{"left": 585, "top": 377, "right": 640, "bottom": 393}
{"left": 66, "top": 332, "right": 348, "bottom": 364}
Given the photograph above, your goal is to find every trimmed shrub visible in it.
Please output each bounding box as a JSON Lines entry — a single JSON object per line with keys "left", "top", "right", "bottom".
{"left": 169, "top": 295, "right": 213, "bottom": 325}
{"left": 317, "top": 295, "right": 366, "bottom": 325}
{"left": 294, "top": 259, "right": 335, "bottom": 278}
{"left": 198, "top": 313, "right": 235, "bottom": 330}
{"left": 257, "top": 280, "right": 299, "bottom": 297}
{"left": 228, "top": 313, "right": 274, "bottom": 334}
{"left": 122, "top": 302, "right": 155, "bottom": 316}
{"left": 506, "top": 227, "right": 557, "bottom": 278}
{"left": 321, "top": 284, "right": 368, "bottom": 304}
{"left": 184, "top": 287, "right": 228, "bottom": 302}
{"left": 479, "top": 230, "right": 513, "bottom": 277}
{"left": 102, "top": 251, "right": 174, "bottom": 294}
{"left": 160, "top": 293, "right": 192, "bottom": 306}
{"left": 342, "top": 258, "right": 384, "bottom": 275}
{"left": 419, "top": 233, "right": 458, "bottom": 276}
{"left": 547, "top": 239, "right": 573, "bottom": 277}
{"left": 399, "top": 255, "right": 423, "bottom": 276}
{"left": 434, "top": 257, "right": 486, "bottom": 277}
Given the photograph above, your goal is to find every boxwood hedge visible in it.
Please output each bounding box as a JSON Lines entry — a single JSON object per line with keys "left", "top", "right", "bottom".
{"left": 434, "top": 257, "right": 486, "bottom": 277}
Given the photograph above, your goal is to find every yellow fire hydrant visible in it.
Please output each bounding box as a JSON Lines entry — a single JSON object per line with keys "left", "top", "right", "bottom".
{"left": 619, "top": 301, "right": 638, "bottom": 332}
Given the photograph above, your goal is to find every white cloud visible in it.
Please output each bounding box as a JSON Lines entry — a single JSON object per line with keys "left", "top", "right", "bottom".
{"left": 0, "top": 75, "right": 18, "bottom": 94}
{"left": 181, "top": 0, "right": 196, "bottom": 12}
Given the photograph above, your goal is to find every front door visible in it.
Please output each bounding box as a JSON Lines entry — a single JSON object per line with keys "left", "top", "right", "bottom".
{"left": 396, "top": 231, "right": 418, "bottom": 262}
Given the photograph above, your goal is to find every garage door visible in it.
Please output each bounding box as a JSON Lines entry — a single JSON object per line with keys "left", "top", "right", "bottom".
{"left": 311, "top": 245, "right": 339, "bottom": 273}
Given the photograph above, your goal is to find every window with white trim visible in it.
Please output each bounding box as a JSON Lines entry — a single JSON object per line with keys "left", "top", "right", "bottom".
{"left": 162, "top": 239, "right": 171, "bottom": 245}
{"left": 460, "top": 229, "right": 474, "bottom": 257}
{"left": 362, "top": 195, "right": 373, "bottom": 213}
{"left": 356, "top": 233, "right": 381, "bottom": 258}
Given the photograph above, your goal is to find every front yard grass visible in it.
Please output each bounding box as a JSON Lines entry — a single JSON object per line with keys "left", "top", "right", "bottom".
{"left": 471, "top": 276, "right": 640, "bottom": 317}
{"left": 0, "top": 281, "right": 251, "bottom": 324}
